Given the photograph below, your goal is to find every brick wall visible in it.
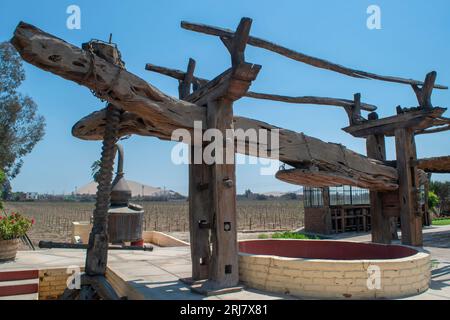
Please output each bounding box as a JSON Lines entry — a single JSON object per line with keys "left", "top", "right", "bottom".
{"left": 239, "top": 252, "right": 430, "bottom": 299}
{"left": 38, "top": 267, "right": 84, "bottom": 300}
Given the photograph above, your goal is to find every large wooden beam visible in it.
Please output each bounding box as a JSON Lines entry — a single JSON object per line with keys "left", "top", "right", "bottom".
{"left": 11, "top": 21, "right": 398, "bottom": 191}
{"left": 343, "top": 107, "right": 447, "bottom": 138}
{"left": 145, "top": 63, "right": 378, "bottom": 111}
{"left": 275, "top": 165, "right": 397, "bottom": 191}
{"left": 180, "top": 20, "right": 448, "bottom": 90}
{"left": 416, "top": 156, "right": 450, "bottom": 174}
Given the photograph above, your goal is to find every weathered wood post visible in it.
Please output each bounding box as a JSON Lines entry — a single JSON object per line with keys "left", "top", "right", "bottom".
{"left": 365, "top": 112, "right": 392, "bottom": 244}
{"left": 393, "top": 72, "right": 437, "bottom": 246}
{"left": 395, "top": 127, "right": 423, "bottom": 246}
{"left": 178, "top": 58, "right": 212, "bottom": 282}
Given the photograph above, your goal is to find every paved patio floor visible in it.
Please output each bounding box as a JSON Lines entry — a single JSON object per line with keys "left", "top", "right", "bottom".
{"left": 1, "top": 225, "right": 449, "bottom": 300}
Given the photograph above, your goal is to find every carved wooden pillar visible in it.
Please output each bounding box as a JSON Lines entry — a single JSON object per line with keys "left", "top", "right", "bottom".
{"left": 395, "top": 128, "right": 423, "bottom": 246}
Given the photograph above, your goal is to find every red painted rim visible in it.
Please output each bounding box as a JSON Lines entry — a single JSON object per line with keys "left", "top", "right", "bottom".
{"left": 238, "top": 239, "right": 418, "bottom": 260}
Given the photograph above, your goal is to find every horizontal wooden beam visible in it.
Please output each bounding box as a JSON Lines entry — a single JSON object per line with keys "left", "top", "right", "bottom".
{"left": 11, "top": 21, "right": 398, "bottom": 191}
{"left": 181, "top": 20, "right": 448, "bottom": 90}
{"left": 416, "top": 156, "right": 450, "bottom": 174}
{"left": 415, "top": 116, "right": 450, "bottom": 135}
{"left": 343, "top": 107, "right": 447, "bottom": 138}
{"left": 275, "top": 167, "right": 398, "bottom": 191}
{"left": 145, "top": 63, "right": 377, "bottom": 111}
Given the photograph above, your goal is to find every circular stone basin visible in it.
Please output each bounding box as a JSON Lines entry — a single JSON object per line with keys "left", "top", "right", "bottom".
{"left": 238, "top": 239, "right": 430, "bottom": 299}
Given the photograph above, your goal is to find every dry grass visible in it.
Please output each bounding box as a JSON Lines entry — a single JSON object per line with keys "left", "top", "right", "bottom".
{"left": 4, "top": 200, "right": 304, "bottom": 247}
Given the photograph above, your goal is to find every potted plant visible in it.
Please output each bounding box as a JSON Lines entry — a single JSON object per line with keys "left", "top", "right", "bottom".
{"left": 0, "top": 212, "right": 34, "bottom": 262}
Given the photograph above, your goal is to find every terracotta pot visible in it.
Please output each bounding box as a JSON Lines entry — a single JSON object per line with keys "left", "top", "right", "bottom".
{"left": 0, "top": 238, "right": 19, "bottom": 262}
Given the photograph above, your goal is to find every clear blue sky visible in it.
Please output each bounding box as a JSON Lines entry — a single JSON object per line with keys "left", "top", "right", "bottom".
{"left": 1, "top": 0, "right": 449, "bottom": 195}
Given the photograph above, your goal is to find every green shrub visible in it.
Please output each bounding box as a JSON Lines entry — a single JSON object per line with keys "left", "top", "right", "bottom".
{"left": 271, "top": 231, "right": 320, "bottom": 240}
{"left": 428, "top": 191, "right": 439, "bottom": 210}
{"left": 0, "top": 212, "right": 34, "bottom": 240}
{"left": 432, "top": 218, "right": 450, "bottom": 226}
{"left": 258, "top": 233, "right": 269, "bottom": 239}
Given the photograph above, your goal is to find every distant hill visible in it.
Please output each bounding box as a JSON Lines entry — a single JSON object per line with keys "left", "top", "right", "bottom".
{"left": 75, "top": 180, "right": 180, "bottom": 198}
{"left": 237, "top": 189, "right": 303, "bottom": 201}
{"left": 261, "top": 189, "right": 302, "bottom": 197}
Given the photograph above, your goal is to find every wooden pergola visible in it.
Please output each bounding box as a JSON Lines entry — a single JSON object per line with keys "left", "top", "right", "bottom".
{"left": 11, "top": 17, "right": 450, "bottom": 298}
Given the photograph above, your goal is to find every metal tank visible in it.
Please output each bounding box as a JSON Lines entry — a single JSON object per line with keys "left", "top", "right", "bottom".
{"left": 107, "top": 144, "right": 144, "bottom": 244}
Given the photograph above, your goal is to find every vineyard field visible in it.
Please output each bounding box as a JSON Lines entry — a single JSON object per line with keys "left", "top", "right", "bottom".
{"left": 4, "top": 200, "right": 304, "bottom": 247}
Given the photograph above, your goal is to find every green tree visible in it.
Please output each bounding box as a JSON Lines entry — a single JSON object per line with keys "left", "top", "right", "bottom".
{"left": 0, "top": 169, "right": 4, "bottom": 209}
{"left": 430, "top": 181, "right": 450, "bottom": 202}
{"left": 428, "top": 191, "right": 439, "bottom": 210}
{"left": 0, "top": 41, "right": 45, "bottom": 180}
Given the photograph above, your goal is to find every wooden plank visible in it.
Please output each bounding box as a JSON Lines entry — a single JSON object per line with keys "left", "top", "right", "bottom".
{"left": 343, "top": 107, "right": 447, "bottom": 137}
{"left": 395, "top": 128, "right": 423, "bottom": 246}
{"left": 180, "top": 20, "right": 448, "bottom": 90}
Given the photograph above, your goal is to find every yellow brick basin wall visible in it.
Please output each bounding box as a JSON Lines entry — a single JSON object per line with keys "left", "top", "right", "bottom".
{"left": 238, "top": 244, "right": 430, "bottom": 299}
{"left": 38, "top": 267, "right": 84, "bottom": 300}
